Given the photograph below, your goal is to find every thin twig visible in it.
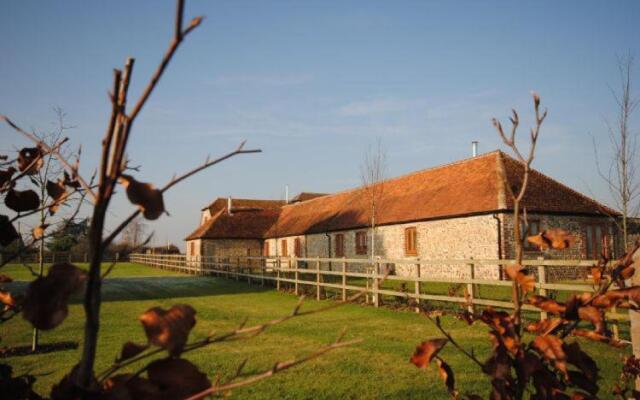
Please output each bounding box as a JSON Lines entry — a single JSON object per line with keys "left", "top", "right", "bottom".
{"left": 102, "top": 144, "right": 260, "bottom": 248}
{"left": 1, "top": 116, "right": 97, "bottom": 202}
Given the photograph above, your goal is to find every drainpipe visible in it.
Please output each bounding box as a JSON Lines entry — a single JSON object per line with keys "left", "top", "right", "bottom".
{"left": 493, "top": 213, "right": 503, "bottom": 280}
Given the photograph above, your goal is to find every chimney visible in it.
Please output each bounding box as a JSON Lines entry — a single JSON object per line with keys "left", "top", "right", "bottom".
{"left": 285, "top": 185, "right": 289, "bottom": 204}
{"left": 472, "top": 141, "right": 478, "bottom": 157}
{"left": 227, "top": 196, "right": 233, "bottom": 215}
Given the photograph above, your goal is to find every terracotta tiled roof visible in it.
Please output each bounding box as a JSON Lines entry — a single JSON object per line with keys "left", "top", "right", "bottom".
{"left": 201, "top": 198, "right": 285, "bottom": 213}
{"left": 499, "top": 153, "right": 618, "bottom": 216}
{"left": 185, "top": 208, "right": 280, "bottom": 240}
{"left": 290, "top": 192, "right": 328, "bottom": 203}
{"left": 186, "top": 150, "right": 617, "bottom": 242}
{"left": 263, "top": 151, "right": 617, "bottom": 237}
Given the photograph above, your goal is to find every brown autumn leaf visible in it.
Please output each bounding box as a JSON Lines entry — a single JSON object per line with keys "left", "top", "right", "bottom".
{"left": 436, "top": 358, "right": 456, "bottom": 395}
{"left": 63, "top": 171, "right": 81, "bottom": 189}
{"left": 139, "top": 304, "right": 196, "bottom": 356}
{"left": 0, "top": 214, "right": 19, "bottom": 246}
{"left": 0, "top": 167, "right": 16, "bottom": 192}
{"left": 527, "top": 233, "right": 550, "bottom": 250}
{"left": 50, "top": 364, "right": 99, "bottom": 400}
{"left": 17, "top": 147, "right": 43, "bottom": 175}
{"left": 544, "top": 228, "right": 575, "bottom": 250}
{"left": 46, "top": 179, "right": 68, "bottom": 215}
{"left": 146, "top": 358, "right": 211, "bottom": 400}
{"left": 21, "top": 263, "right": 87, "bottom": 330}
{"left": 525, "top": 318, "right": 563, "bottom": 335}
{"left": 505, "top": 264, "right": 523, "bottom": 280}
{"left": 528, "top": 295, "right": 566, "bottom": 314}
{"left": 117, "top": 342, "right": 149, "bottom": 362}
{"left": 620, "top": 266, "right": 635, "bottom": 280}
{"left": 482, "top": 345, "right": 512, "bottom": 381}
{"left": 0, "top": 289, "right": 17, "bottom": 308}
{"left": 600, "top": 286, "right": 640, "bottom": 308}
{"left": 505, "top": 264, "right": 536, "bottom": 295}
{"left": 563, "top": 341, "right": 598, "bottom": 381}
{"left": 481, "top": 309, "right": 520, "bottom": 354}
{"left": 5, "top": 188, "right": 40, "bottom": 212}
{"left": 0, "top": 274, "right": 13, "bottom": 283}
{"left": 571, "top": 329, "right": 625, "bottom": 348}
{"left": 120, "top": 175, "right": 165, "bottom": 220}
{"left": 103, "top": 373, "right": 161, "bottom": 400}
{"left": 568, "top": 380, "right": 597, "bottom": 399}
{"left": 527, "top": 228, "right": 575, "bottom": 250}
{"left": 522, "top": 351, "right": 544, "bottom": 382}
{"left": 32, "top": 224, "right": 49, "bottom": 240}
{"left": 577, "top": 306, "right": 606, "bottom": 334}
{"left": 532, "top": 335, "right": 568, "bottom": 379}
{"left": 410, "top": 338, "right": 448, "bottom": 369}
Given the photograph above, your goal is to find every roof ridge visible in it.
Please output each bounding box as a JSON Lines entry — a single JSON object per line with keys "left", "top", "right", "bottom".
{"left": 282, "top": 150, "right": 503, "bottom": 209}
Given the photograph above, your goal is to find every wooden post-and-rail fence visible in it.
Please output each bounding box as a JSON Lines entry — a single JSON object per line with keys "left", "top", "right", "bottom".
{"left": 129, "top": 253, "right": 629, "bottom": 340}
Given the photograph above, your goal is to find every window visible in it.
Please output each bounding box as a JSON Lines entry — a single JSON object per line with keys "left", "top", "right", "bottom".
{"left": 294, "top": 238, "right": 302, "bottom": 257}
{"left": 584, "top": 224, "right": 608, "bottom": 259}
{"left": 189, "top": 242, "right": 195, "bottom": 256}
{"left": 263, "top": 241, "right": 269, "bottom": 257}
{"left": 281, "top": 239, "right": 288, "bottom": 257}
{"left": 335, "top": 234, "right": 345, "bottom": 257}
{"left": 405, "top": 227, "right": 417, "bottom": 256}
{"left": 522, "top": 219, "right": 541, "bottom": 250}
{"left": 355, "top": 231, "right": 368, "bottom": 255}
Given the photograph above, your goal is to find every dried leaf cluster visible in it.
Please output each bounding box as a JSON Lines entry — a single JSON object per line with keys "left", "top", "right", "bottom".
{"left": 411, "top": 94, "right": 640, "bottom": 399}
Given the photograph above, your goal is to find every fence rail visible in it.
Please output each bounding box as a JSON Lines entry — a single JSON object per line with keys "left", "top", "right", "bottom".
{"left": 129, "top": 253, "right": 629, "bottom": 334}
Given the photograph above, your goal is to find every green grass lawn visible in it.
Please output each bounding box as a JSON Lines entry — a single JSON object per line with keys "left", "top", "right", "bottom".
{"left": 1, "top": 262, "right": 631, "bottom": 399}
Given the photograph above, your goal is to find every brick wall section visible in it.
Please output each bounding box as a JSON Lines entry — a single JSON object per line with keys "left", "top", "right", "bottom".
{"left": 501, "top": 213, "right": 614, "bottom": 281}
{"left": 186, "top": 238, "right": 261, "bottom": 258}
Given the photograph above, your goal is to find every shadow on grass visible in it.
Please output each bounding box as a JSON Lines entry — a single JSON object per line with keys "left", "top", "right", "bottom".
{"left": 1, "top": 341, "right": 78, "bottom": 358}
{"left": 4, "top": 276, "right": 272, "bottom": 303}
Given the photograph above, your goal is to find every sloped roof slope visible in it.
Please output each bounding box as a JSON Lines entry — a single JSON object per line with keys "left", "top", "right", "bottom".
{"left": 186, "top": 208, "right": 280, "bottom": 240}
{"left": 201, "top": 198, "right": 285, "bottom": 213}
{"left": 263, "top": 150, "right": 617, "bottom": 237}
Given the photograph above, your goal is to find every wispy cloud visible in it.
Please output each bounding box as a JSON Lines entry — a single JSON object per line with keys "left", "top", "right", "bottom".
{"left": 337, "top": 97, "right": 427, "bottom": 117}
{"left": 207, "top": 74, "right": 313, "bottom": 87}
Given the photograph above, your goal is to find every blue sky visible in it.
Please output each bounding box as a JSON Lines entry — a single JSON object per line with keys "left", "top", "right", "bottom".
{"left": 1, "top": 1, "right": 639, "bottom": 249}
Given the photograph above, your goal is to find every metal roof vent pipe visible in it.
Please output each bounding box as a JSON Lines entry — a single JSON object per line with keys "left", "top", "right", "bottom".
{"left": 227, "top": 196, "right": 233, "bottom": 215}
{"left": 472, "top": 141, "right": 478, "bottom": 157}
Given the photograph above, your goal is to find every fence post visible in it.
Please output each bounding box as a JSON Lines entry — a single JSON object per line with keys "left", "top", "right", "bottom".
{"left": 374, "top": 259, "right": 380, "bottom": 308}
{"left": 247, "top": 257, "right": 252, "bottom": 286}
{"left": 294, "top": 257, "right": 300, "bottom": 296}
{"left": 276, "top": 257, "right": 281, "bottom": 291}
{"left": 466, "top": 258, "right": 475, "bottom": 314}
{"left": 235, "top": 257, "right": 240, "bottom": 281}
{"left": 342, "top": 258, "right": 347, "bottom": 301}
{"left": 414, "top": 259, "right": 421, "bottom": 313}
{"left": 261, "top": 258, "right": 265, "bottom": 287}
{"left": 537, "top": 256, "right": 547, "bottom": 321}
{"left": 316, "top": 256, "right": 321, "bottom": 301}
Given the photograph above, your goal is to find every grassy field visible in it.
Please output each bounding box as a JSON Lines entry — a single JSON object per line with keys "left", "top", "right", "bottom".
{"left": 1, "top": 262, "right": 631, "bottom": 399}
